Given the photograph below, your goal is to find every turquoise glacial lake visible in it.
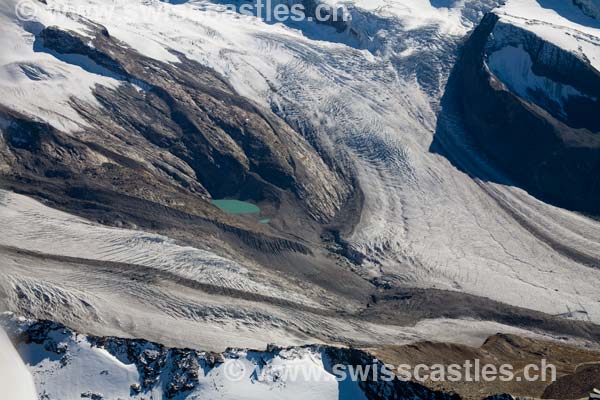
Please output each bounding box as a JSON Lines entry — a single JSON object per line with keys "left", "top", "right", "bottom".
{"left": 212, "top": 199, "right": 261, "bottom": 215}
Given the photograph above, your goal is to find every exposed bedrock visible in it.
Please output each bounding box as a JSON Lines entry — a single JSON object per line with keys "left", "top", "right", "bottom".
{"left": 0, "top": 22, "right": 354, "bottom": 236}
{"left": 451, "top": 12, "right": 600, "bottom": 216}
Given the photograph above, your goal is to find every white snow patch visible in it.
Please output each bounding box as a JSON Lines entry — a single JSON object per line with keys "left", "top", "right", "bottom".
{"left": 495, "top": 0, "right": 600, "bottom": 69}
{"left": 0, "top": 0, "right": 121, "bottom": 132}
{"left": 0, "top": 327, "right": 37, "bottom": 400}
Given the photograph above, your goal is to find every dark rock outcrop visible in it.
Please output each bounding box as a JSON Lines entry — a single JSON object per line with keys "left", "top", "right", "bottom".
{"left": 0, "top": 21, "right": 356, "bottom": 263}
{"left": 33, "top": 25, "right": 350, "bottom": 223}
{"left": 453, "top": 12, "right": 600, "bottom": 216}
{"left": 326, "top": 347, "right": 462, "bottom": 400}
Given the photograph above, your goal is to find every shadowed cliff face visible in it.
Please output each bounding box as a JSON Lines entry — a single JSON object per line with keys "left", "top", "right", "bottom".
{"left": 0, "top": 22, "right": 355, "bottom": 237}
{"left": 442, "top": 12, "right": 600, "bottom": 216}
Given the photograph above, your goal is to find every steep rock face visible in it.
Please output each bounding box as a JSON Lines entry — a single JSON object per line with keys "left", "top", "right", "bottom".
{"left": 0, "top": 21, "right": 351, "bottom": 228}
{"left": 484, "top": 20, "right": 600, "bottom": 132}
{"left": 454, "top": 12, "right": 600, "bottom": 216}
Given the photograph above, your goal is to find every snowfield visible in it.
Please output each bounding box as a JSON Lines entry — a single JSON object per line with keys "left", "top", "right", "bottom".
{"left": 497, "top": 0, "right": 600, "bottom": 70}
{"left": 0, "top": 0, "right": 121, "bottom": 132}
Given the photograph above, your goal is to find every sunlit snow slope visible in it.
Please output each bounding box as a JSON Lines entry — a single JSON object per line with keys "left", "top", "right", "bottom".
{"left": 2, "top": 315, "right": 369, "bottom": 400}
{"left": 0, "top": 325, "right": 37, "bottom": 400}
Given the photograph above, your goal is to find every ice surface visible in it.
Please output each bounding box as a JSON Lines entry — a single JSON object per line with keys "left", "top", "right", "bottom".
{"left": 1, "top": 0, "right": 600, "bottom": 355}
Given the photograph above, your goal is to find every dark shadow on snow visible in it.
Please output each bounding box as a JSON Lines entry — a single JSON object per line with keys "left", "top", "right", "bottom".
{"left": 535, "top": 0, "right": 600, "bottom": 29}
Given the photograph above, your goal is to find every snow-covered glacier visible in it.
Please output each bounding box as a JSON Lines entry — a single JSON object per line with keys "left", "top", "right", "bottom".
{"left": 1, "top": 0, "right": 600, "bottom": 398}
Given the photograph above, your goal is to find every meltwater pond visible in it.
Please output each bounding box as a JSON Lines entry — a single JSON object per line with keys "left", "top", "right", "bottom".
{"left": 211, "top": 199, "right": 261, "bottom": 215}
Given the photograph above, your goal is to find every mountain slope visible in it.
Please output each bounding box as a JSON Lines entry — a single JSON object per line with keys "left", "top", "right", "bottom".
{"left": 1, "top": 0, "right": 600, "bottom": 397}
{"left": 450, "top": 0, "right": 600, "bottom": 216}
